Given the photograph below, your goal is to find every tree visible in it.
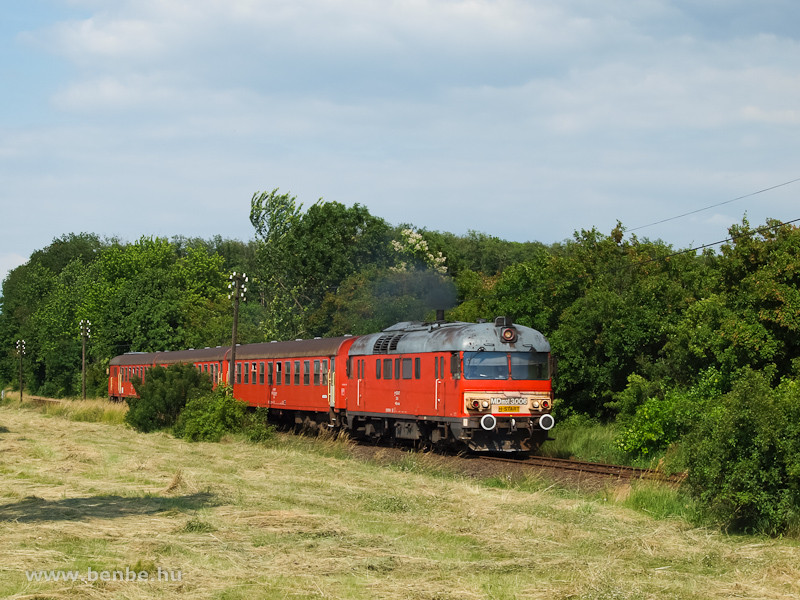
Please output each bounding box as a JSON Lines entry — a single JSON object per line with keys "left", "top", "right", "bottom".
{"left": 307, "top": 267, "right": 457, "bottom": 337}
{"left": 125, "top": 363, "right": 212, "bottom": 432}
{"left": 249, "top": 190, "right": 393, "bottom": 339}
{"left": 684, "top": 370, "right": 800, "bottom": 535}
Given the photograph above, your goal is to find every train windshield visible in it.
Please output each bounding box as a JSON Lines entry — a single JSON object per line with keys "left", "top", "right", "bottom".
{"left": 509, "top": 353, "right": 549, "bottom": 380}
{"left": 463, "top": 351, "right": 549, "bottom": 380}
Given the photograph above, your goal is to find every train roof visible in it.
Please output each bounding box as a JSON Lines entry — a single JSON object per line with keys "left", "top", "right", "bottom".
{"left": 109, "top": 321, "right": 550, "bottom": 366}
{"left": 110, "top": 336, "right": 355, "bottom": 366}
{"left": 348, "top": 320, "right": 550, "bottom": 356}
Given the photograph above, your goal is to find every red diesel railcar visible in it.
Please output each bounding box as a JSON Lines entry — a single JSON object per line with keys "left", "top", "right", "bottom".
{"left": 109, "top": 317, "right": 555, "bottom": 453}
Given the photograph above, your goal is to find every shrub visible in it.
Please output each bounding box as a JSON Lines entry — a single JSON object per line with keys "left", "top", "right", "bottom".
{"left": 683, "top": 370, "right": 800, "bottom": 535}
{"left": 174, "top": 385, "right": 274, "bottom": 443}
{"left": 125, "top": 363, "right": 212, "bottom": 433}
{"left": 615, "top": 368, "right": 725, "bottom": 457}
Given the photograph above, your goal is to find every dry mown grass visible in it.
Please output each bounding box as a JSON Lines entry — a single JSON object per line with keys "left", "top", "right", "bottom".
{"left": 1, "top": 399, "right": 799, "bottom": 599}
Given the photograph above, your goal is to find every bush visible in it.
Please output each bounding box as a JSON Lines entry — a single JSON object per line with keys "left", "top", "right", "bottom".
{"left": 125, "top": 363, "right": 212, "bottom": 433}
{"left": 174, "top": 385, "right": 274, "bottom": 443}
{"left": 615, "top": 368, "right": 725, "bottom": 457}
{"left": 683, "top": 370, "right": 800, "bottom": 535}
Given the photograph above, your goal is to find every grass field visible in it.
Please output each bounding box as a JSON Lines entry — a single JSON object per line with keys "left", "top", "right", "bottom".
{"left": 1, "top": 395, "right": 799, "bottom": 599}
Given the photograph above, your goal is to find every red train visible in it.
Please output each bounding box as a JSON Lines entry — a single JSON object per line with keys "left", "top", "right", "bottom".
{"left": 109, "top": 316, "right": 555, "bottom": 453}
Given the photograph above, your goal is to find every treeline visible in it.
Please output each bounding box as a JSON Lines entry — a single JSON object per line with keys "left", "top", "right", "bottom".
{"left": 2, "top": 191, "right": 800, "bottom": 533}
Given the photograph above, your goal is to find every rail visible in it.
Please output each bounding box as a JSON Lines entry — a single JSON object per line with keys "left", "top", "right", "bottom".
{"left": 479, "top": 455, "right": 685, "bottom": 483}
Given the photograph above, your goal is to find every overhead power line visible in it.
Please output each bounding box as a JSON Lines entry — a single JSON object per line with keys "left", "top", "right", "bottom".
{"left": 628, "top": 177, "right": 800, "bottom": 233}
{"left": 466, "top": 217, "right": 800, "bottom": 302}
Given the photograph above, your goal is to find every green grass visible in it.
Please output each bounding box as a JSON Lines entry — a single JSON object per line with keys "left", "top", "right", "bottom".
{"left": 621, "top": 481, "right": 701, "bottom": 522}
{"left": 539, "top": 417, "right": 667, "bottom": 469}
{"left": 3, "top": 395, "right": 800, "bottom": 599}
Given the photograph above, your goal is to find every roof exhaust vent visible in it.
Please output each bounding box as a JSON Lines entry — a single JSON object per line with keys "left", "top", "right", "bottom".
{"left": 494, "top": 316, "right": 513, "bottom": 327}
{"left": 436, "top": 309, "right": 445, "bottom": 322}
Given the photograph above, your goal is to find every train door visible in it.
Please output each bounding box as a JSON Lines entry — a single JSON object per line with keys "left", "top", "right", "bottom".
{"left": 357, "top": 359, "right": 365, "bottom": 408}
{"left": 434, "top": 355, "right": 445, "bottom": 416}
{"left": 327, "top": 358, "right": 335, "bottom": 408}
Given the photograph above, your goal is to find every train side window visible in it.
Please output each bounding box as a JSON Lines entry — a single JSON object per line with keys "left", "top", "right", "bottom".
{"left": 322, "top": 360, "right": 328, "bottom": 385}
{"left": 303, "top": 361, "right": 309, "bottom": 385}
{"left": 415, "top": 357, "right": 421, "bottom": 379}
{"left": 295, "top": 361, "right": 301, "bottom": 385}
{"left": 450, "top": 352, "right": 461, "bottom": 378}
{"left": 440, "top": 357, "right": 445, "bottom": 379}
{"left": 394, "top": 358, "right": 400, "bottom": 379}
{"left": 251, "top": 362, "right": 257, "bottom": 384}
{"left": 268, "top": 362, "right": 273, "bottom": 385}
{"left": 376, "top": 359, "right": 381, "bottom": 379}
{"left": 244, "top": 362, "right": 250, "bottom": 384}
{"left": 259, "top": 362, "right": 265, "bottom": 384}
{"left": 313, "top": 360, "right": 320, "bottom": 385}
{"left": 434, "top": 356, "right": 438, "bottom": 379}
{"left": 285, "top": 361, "right": 291, "bottom": 385}
{"left": 276, "top": 362, "right": 282, "bottom": 386}
{"left": 236, "top": 363, "right": 242, "bottom": 384}
{"left": 383, "top": 358, "right": 392, "bottom": 380}
{"left": 402, "top": 358, "right": 412, "bottom": 379}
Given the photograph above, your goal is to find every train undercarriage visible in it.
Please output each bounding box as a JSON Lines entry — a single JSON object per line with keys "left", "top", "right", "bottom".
{"left": 267, "top": 408, "right": 552, "bottom": 454}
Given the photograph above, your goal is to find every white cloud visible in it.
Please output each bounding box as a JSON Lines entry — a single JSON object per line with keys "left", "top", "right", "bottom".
{"left": 2, "top": 0, "right": 799, "bottom": 263}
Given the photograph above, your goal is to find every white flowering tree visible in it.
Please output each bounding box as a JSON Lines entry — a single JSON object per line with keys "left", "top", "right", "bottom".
{"left": 391, "top": 228, "right": 447, "bottom": 274}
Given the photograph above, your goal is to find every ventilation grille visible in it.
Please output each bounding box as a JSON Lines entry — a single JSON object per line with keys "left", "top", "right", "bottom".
{"left": 372, "top": 334, "right": 405, "bottom": 354}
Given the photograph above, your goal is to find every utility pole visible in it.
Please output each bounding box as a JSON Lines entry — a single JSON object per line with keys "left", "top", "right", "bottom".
{"left": 227, "top": 272, "right": 248, "bottom": 391}
{"left": 80, "top": 320, "right": 91, "bottom": 400}
{"left": 15, "top": 339, "right": 25, "bottom": 402}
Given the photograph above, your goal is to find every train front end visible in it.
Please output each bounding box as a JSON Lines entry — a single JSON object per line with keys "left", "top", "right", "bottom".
{"left": 451, "top": 317, "right": 555, "bottom": 453}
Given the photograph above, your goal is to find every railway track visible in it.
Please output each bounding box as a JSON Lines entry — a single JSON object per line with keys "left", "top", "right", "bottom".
{"left": 479, "top": 454, "right": 685, "bottom": 483}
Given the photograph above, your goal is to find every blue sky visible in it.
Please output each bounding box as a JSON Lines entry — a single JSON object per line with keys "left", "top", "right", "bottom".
{"left": 2, "top": 0, "right": 799, "bottom": 281}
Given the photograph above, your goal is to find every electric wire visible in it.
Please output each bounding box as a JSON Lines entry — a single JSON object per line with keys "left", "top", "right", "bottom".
{"left": 464, "top": 217, "right": 800, "bottom": 302}
{"left": 628, "top": 177, "right": 800, "bottom": 233}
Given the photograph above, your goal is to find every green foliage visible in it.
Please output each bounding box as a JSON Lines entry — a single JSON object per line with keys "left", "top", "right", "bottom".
{"left": 621, "top": 482, "right": 701, "bottom": 522}
{"left": 420, "top": 229, "right": 546, "bottom": 278}
{"left": 125, "top": 363, "right": 212, "bottom": 433}
{"left": 683, "top": 370, "right": 800, "bottom": 535}
{"left": 538, "top": 414, "right": 633, "bottom": 466}
{"left": 173, "top": 385, "right": 274, "bottom": 443}
{"left": 0, "top": 233, "right": 242, "bottom": 397}
{"left": 615, "top": 368, "right": 725, "bottom": 457}
{"left": 308, "top": 267, "right": 457, "bottom": 336}
{"left": 606, "top": 373, "right": 665, "bottom": 421}
{"left": 250, "top": 191, "right": 394, "bottom": 339}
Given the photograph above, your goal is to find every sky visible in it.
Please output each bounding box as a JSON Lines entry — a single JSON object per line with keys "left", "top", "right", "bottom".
{"left": 2, "top": 0, "right": 799, "bottom": 281}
